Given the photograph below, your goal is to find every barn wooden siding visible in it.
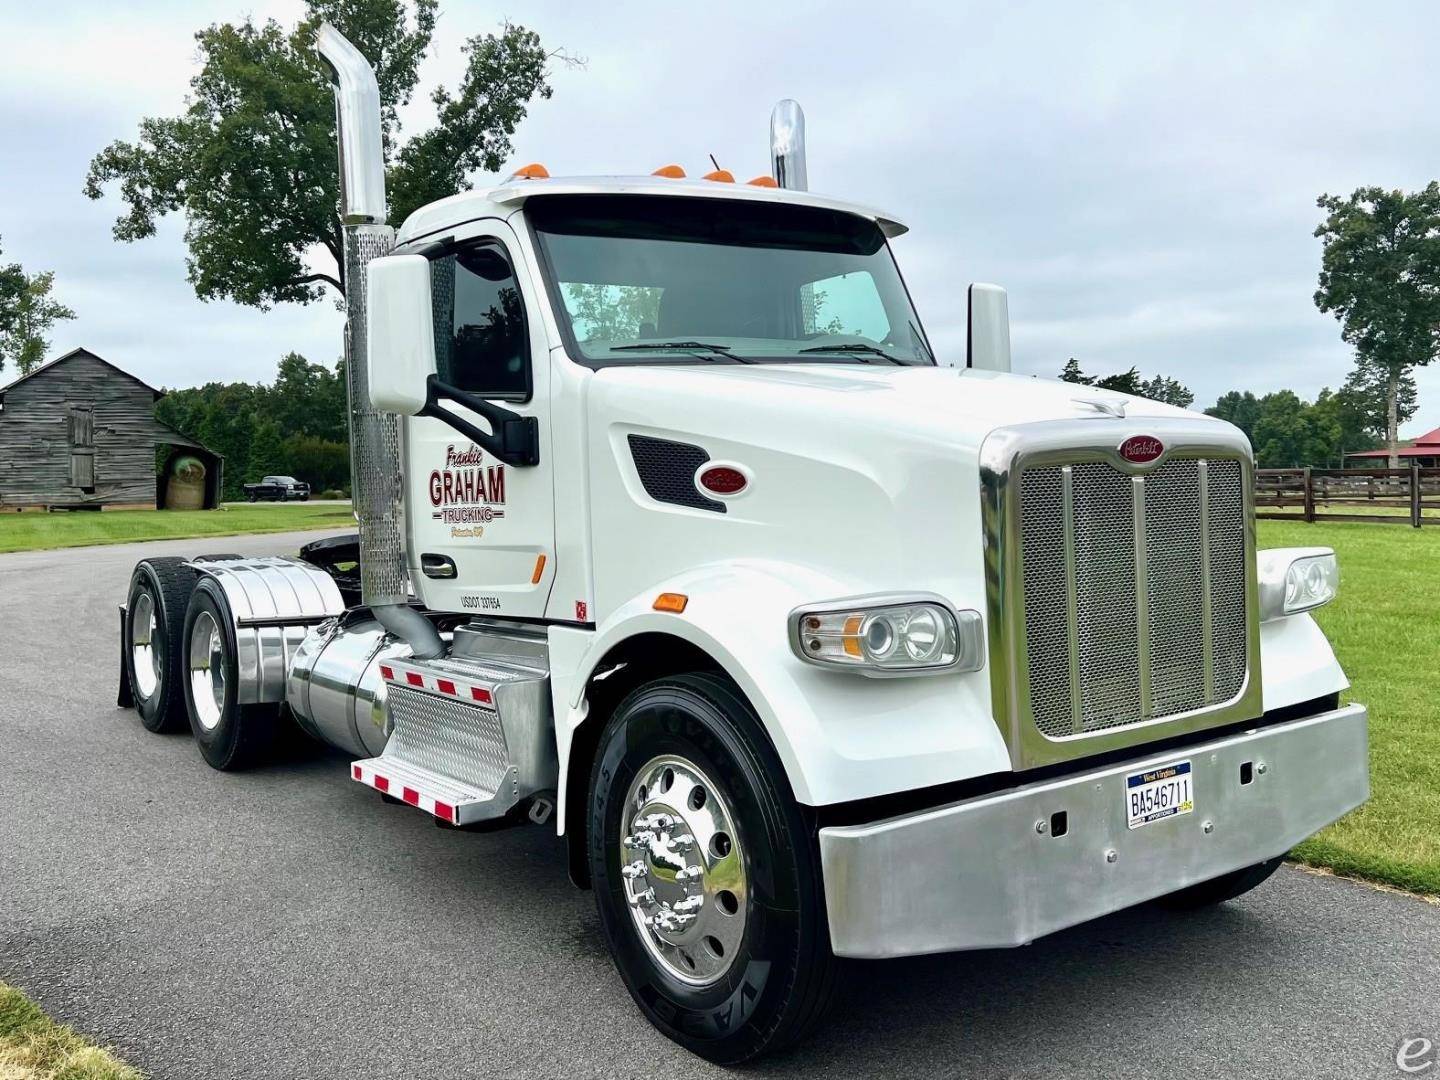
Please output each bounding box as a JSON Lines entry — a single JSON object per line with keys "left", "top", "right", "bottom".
{"left": 0, "top": 349, "right": 218, "bottom": 508}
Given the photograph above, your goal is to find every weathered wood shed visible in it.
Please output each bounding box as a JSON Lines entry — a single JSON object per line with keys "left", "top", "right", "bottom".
{"left": 0, "top": 348, "right": 223, "bottom": 509}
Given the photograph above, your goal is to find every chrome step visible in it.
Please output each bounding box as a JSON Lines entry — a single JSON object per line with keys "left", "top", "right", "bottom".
{"left": 351, "top": 756, "right": 510, "bottom": 825}
{"left": 350, "top": 654, "right": 556, "bottom": 825}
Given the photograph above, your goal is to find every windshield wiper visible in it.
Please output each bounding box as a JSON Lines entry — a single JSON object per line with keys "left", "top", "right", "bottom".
{"left": 611, "top": 341, "right": 754, "bottom": 364}
{"left": 798, "top": 343, "right": 907, "bottom": 365}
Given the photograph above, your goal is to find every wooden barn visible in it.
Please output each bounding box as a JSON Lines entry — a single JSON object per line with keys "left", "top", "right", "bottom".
{"left": 0, "top": 348, "right": 223, "bottom": 510}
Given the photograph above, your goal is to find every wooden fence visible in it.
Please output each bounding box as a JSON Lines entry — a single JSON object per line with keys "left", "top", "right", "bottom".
{"left": 1255, "top": 466, "right": 1440, "bottom": 526}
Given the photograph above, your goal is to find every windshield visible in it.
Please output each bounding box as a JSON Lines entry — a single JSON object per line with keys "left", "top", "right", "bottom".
{"left": 528, "top": 195, "right": 934, "bottom": 367}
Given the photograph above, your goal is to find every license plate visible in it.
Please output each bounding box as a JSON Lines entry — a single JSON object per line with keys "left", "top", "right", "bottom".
{"left": 1125, "top": 760, "right": 1194, "bottom": 829}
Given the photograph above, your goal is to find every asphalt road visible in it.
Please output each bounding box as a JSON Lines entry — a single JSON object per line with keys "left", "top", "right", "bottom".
{"left": 2, "top": 532, "right": 1436, "bottom": 1080}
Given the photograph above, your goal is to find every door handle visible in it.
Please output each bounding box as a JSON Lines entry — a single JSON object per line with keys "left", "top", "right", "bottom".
{"left": 420, "top": 553, "right": 457, "bottom": 579}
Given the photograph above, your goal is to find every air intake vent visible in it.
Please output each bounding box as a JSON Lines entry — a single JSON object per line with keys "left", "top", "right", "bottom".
{"left": 627, "top": 435, "right": 725, "bottom": 513}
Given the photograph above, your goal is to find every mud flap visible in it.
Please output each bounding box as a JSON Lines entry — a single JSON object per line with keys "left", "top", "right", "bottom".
{"left": 116, "top": 603, "right": 134, "bottom": 709}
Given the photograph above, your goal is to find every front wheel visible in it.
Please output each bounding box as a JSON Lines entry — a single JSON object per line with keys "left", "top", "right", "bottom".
{"left": 588, "top": 674, "right": 839, "bottom": 1064}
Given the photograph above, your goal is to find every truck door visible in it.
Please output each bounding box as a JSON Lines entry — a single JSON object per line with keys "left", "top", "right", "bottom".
{"left": 403, "top": 219, "right": 556, "bottom": 620}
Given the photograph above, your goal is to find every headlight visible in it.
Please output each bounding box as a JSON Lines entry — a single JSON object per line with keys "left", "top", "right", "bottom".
{"left": 788, "top": 595, "right": 984, "bottom": 676}
{"left": 1258, "top": 548, "right": 1338, "bottom": 621}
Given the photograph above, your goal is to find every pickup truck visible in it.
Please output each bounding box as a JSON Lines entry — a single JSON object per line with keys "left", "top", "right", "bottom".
{"left": 242, "top": 475, "right": 310, "bottom": 502}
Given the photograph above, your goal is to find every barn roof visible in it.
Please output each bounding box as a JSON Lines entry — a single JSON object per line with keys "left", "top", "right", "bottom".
{"left": 0, "top": 347, "right": 163, "bottom": 403}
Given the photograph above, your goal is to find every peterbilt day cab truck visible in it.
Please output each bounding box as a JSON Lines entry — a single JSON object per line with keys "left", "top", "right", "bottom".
{"left": 115, "top": 25, "right": 1369, "bottom": 1063}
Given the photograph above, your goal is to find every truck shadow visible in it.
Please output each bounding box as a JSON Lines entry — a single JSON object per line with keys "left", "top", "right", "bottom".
{"left": 758, "top": 897, "right": 1291, "bottom": 1076}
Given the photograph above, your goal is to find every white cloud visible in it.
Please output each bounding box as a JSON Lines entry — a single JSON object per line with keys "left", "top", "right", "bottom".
{"left": 4, "top": 0, "right": 1440, "bottom": 432}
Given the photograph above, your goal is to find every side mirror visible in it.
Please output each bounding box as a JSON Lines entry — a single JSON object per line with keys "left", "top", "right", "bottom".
{"left": 366, "top": 254, "right": 436, "bottom": 415}
{"left": 966, "top": 283, "right": 1011, "bottom": 373}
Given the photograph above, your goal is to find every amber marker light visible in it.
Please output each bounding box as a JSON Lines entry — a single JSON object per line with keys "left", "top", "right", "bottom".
{"left": 531, "top": 555, "right": 547, "bottom": 584}
{"left": 654, "top": 593, "right": 689, "bottom": 613}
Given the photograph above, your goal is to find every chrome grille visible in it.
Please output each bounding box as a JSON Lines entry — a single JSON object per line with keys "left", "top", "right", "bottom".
{"left": 1019, "top": 456, "right": 1247, "bottom": 739}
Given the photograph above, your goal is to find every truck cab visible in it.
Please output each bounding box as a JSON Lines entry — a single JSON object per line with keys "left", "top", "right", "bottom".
{"left": 116, "top": 23, "right": 1369, "bottom": 1066}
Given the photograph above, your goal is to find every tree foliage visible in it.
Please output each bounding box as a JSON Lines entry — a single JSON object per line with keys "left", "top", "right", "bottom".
{"left": 156, "top": 352, "right": 351, "bottom": 498}
{"left": 1204, "top": 384, "right": 1378, "bottom": 468}
{"left": 84, "top": 0, "right": 562, "bottom": 309}
{"left": 1058, "top": 358, "right": 1194, "bottom": 407}
{"left": 0, "top": 237, "right": 76, "bottom": 377}
{"left": 1314, "top": 184, "right": 1440, "bottom": 464}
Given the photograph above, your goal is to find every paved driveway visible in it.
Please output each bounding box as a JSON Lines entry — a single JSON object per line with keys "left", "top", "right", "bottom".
{"left": 1, "top": 533, "right": 1435, "bottom": 1079}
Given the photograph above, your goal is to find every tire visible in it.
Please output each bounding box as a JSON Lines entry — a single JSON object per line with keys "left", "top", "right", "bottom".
{"left": 1158, "top": 856, "right": 1285, "bottom": 909}
{"left": 588, "top": 673, "right": 839, "bottom": 1064}
{"left": 247, "top": 491, "right": 257, "bottom": 502}
{"left": 123, "top": 557, "right": 199, "bottom": 733}
{"left": 181, "top": 577, "right": 280, "bottom": 770}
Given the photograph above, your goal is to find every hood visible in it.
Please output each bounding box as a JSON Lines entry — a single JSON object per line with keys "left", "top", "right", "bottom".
{"left": 590, "top": 363, "right": 1209, "bottom": 453}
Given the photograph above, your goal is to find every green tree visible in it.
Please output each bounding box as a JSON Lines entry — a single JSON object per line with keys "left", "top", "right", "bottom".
{"left": 1137, "top": 374, "right": 1195, "bottom": 408}
{"left": 0, "top": 238, "right": 76, "bottom": 376}
{"left": 1205, "top": 390, "right": 1262, "bottom": 444}
{"left": 1056, "top": 358, "right": 1190, "bottom": 404}
{"left": 1314, "top": 184, "right": 1440, "bottom": 465}
{"left": 1338, "top": 355, "right": 1417, "bottom": 442}
{"left": 84, "top": 1, "right": 566, "bottom": 309}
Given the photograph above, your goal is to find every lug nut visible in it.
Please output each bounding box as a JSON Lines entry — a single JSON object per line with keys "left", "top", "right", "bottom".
{"left": 1105, "top": 849, "right": 1118, "bottom": 864}
{"left": 622, "top": 860, "right": 647, "bottom": 880}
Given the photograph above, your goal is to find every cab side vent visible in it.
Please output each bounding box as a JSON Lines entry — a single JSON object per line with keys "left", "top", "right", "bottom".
{"left": 627, "top": 435, "right": 725, "bottom": 513}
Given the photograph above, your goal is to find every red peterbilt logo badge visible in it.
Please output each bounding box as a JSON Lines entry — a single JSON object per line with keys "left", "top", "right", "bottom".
{"left": 1118, "top": 435, "right": 1164, "bottom": 464}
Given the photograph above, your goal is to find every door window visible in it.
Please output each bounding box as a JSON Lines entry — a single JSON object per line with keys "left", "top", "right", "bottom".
{"left": 431, "top": 243, "right": 530, "bottom": 400}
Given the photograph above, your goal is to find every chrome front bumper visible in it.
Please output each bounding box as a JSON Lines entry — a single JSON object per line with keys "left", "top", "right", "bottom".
{"left": 819, "top": 704, "right": 1368, "bottom": 958}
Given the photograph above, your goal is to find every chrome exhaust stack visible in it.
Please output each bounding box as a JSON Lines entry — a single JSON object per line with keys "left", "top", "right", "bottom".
{"left": 315, "top": 23, "right": 441, "bottom": 658}
{"left": 769, "top": 99, "right": 808, "bottom": 191}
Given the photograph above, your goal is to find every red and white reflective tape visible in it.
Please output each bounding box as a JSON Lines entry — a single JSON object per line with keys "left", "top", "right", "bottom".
{"left": 351, "top": 761, "right": 457, "bottom": 823}
{"left": 379, "top": 662, "right": 493, "bottom": 705}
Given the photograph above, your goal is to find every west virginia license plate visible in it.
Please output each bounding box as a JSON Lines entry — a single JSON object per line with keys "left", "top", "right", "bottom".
{"left": 1125, "top": 760, "right": 1194, "bottom": 829}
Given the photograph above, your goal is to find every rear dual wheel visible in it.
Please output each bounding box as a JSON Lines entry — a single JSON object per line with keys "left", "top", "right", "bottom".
{"left": 181, "top": 578, "right": 279, "bottom": 770}
{"left": 123, "top": 558, "right": 199, "bottom": 733}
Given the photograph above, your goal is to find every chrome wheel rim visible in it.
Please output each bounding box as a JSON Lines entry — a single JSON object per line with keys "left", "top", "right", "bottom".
{"left": 130, "top": 591, "right": 160, "bottom": 701}
{"left": 188, "top": 610, "right": 226, "bottom": 731}
{"left": 621, "top": 755, "right": 748, "bottom": 986}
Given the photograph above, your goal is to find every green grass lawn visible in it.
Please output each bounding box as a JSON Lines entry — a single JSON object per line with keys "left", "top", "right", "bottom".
{"left": 0, "top": 982, "right": 139, "bottom": 1079}
{"left": 1259, "top": 519, "right": 1440, "bottom": 895}
{"left": 0, "top": 503, "right": 354, "bottom": 554}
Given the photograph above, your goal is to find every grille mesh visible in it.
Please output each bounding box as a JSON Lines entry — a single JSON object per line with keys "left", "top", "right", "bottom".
{"left": 386, "top": 685, "right": 511, "bottom": 793}
{"left": 628, "top": 435, "right": 724, "bottom": 513}
{"left": 1019, "top": 456, "right": 1247, "bottom": 739}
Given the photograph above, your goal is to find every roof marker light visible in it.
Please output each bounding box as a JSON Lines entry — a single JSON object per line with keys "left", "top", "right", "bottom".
{"left": 509, "top": 162, "right": 550, "bottom": 180}
{"left": 701, "top": 169, "right": 735, "bottom": 183}
{"left": 747, "top": 175, "right": 778, "bottom": 188}
{"left": 652, "top": 164, "right": 686, "bottom": 178}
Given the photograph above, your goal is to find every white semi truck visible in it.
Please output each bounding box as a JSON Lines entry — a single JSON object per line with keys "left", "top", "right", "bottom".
{"left": 116, "top": 24, "right": 1369, "bottom": 1063}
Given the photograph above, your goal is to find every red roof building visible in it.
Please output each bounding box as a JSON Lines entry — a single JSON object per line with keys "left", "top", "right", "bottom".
{"left": 1345, "top": 426, "right": 1440, "bottom": 466}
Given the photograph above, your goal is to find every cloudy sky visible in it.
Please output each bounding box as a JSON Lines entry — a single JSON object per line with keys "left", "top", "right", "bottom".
{"left": 4, "top": 1, "right": 1440, "bottom": 432}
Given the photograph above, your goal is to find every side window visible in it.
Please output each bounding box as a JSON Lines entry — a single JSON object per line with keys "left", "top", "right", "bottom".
{"left": 802, "top": 271, "right": 891, "bottom": 342}
{"left": 431, "top": 242, "right": 529, "bottom": 399}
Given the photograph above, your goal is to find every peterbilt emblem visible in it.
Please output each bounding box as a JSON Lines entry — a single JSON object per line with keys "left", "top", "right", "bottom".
{"left": 1119, "top": 435, "right": 1164, "bottom": 464}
